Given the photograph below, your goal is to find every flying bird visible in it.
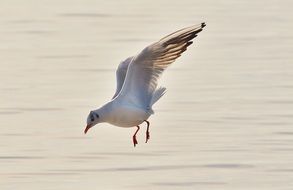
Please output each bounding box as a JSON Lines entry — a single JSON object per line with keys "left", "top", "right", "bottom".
{"left": 84, "top": 23, "right": 206, "bottom": 147}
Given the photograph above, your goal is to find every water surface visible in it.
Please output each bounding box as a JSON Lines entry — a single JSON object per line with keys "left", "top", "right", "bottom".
{"left": 1, "top": 0, "right": 293, "bottom": 189}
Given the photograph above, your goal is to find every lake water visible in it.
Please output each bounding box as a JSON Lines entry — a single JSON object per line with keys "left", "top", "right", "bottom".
{"left": 1, "top": 0, "right": 293, "bottom": 189}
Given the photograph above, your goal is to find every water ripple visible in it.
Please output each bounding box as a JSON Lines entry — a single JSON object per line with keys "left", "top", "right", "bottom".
{"left": 58, "top": 13, "right": 110, "bottom": 18}
{"left": 37, "top": 55, "right": 91, "bottom": 59}
{"left": 0, "top": 111, "right": 22, "bottom": 115}
{"left": 0, "top": 107, "right": 63, "bottom": 112}
{"left": 53, "top": 163, "right": 254, "bottom": 173}
{"left": 86, "top": 151, "right": 169, "bottom": 157}
{"left": 153, "top": 181, "right": 227, "bottom": 187}
{"left": 0, "top": 156, "right": 44, "bottom": 160}
{"left": 202, "top": 164, "right": 254, "bottom": 169}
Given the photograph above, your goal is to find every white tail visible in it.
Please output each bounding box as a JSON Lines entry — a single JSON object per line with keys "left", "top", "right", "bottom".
{"left": 150, "top": 87, "right": 167, "bottom": 106}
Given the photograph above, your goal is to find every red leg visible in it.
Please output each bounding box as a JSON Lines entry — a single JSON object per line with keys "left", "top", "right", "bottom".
{"left": 132, "top": 126, "right": 140, "bottom": 147}
{"left": 144, "top": 120, "right": 150, "bottom": 143}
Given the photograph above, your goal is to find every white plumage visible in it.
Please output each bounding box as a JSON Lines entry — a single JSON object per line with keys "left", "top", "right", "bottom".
{"left": 84, "top": 23, "right": 206, "bottom": 146}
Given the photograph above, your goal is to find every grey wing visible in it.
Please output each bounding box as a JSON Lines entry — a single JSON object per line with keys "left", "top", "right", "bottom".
{"left": 112, "top": 56, "right": 133, "bottom": 99}
{"left": 117, "top": 23, "right": 206, "bottom": 108}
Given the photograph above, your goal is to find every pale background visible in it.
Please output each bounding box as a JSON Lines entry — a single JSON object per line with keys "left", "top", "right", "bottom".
{"left": 1, "top": 0, "right": 293, "bottom": 189}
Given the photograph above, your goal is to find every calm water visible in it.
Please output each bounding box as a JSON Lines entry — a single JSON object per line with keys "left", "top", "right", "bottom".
{"left": 1, "top": 0, "right": 293, "bottom": 189}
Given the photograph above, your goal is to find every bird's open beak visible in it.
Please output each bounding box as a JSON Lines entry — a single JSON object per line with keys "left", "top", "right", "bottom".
{"left": 84, "top": 124, "right": 93, "bottom": 134}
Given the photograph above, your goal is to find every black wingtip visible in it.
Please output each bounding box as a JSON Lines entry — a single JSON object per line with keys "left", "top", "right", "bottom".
{"left": 201, "top": 22, "right": 206, "bottom": 28}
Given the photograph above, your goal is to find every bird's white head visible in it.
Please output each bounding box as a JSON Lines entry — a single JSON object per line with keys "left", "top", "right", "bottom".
{"left": 84, "top": 110, "right": 100, "bottom": 134}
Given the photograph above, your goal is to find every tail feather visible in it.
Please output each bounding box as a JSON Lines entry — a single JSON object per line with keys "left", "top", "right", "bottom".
{"left": 150, "top": 87, "right": 167, "bottom": 106}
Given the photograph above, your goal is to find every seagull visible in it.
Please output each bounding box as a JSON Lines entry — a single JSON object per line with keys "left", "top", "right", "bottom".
{"left": 84, "top": 23, "right": 206, "bottom": 147}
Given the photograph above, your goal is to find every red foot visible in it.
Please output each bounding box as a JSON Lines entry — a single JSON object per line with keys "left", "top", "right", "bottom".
{"left": 132, "top": 126, "right": 140, "bottom": 147}
{"left": 144, "top": 120, "right": 150, "bottom": 143}
{"left": 145, "top": 130, "right": 150, "bottom": 143}
{"left": 133, "top": 135, "right": 138, "bottom": 147}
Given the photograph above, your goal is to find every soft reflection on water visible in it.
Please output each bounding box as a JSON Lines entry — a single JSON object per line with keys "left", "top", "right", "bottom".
{"left": 1, "top": 0, "right": 293, "bottom": 189}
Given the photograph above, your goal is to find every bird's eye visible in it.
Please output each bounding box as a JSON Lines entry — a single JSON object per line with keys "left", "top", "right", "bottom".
{"left": 90, "top": 114, "right": 95, "bottom": 122}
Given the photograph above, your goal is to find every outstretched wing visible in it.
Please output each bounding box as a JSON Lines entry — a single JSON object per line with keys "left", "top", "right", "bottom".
{"left": 116, "top": 23, "right": 206, "bottom": 108}
{"left": 112, "top": 56, "right": 133, "bottom": 99}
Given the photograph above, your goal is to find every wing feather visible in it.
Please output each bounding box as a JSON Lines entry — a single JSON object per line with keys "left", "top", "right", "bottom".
{"left": 116, "top": 23, "right": 206, "bottom": 109}
{"left": 112, "top": 56, "right": 133, "bottom": 99}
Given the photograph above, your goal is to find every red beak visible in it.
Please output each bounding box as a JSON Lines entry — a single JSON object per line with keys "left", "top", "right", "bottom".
{"left": 84, "top": 124, "right": 92, "bottom": 134}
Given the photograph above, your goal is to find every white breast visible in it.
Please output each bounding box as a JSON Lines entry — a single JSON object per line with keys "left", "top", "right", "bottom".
{"left": 106, "top": 104, "right": 151, "bottom": 128}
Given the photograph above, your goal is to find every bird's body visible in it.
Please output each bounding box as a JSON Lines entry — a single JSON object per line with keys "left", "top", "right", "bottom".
{"left": 84, "top": 23, "right": 206, "bottom": 146}
{"left": 96, "top": 101, "right": 151, "bottom": 128}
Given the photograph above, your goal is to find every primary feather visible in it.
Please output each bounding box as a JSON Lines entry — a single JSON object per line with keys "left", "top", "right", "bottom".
{"left": 115, "top": 23, "right": 206, "bottom": 110}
